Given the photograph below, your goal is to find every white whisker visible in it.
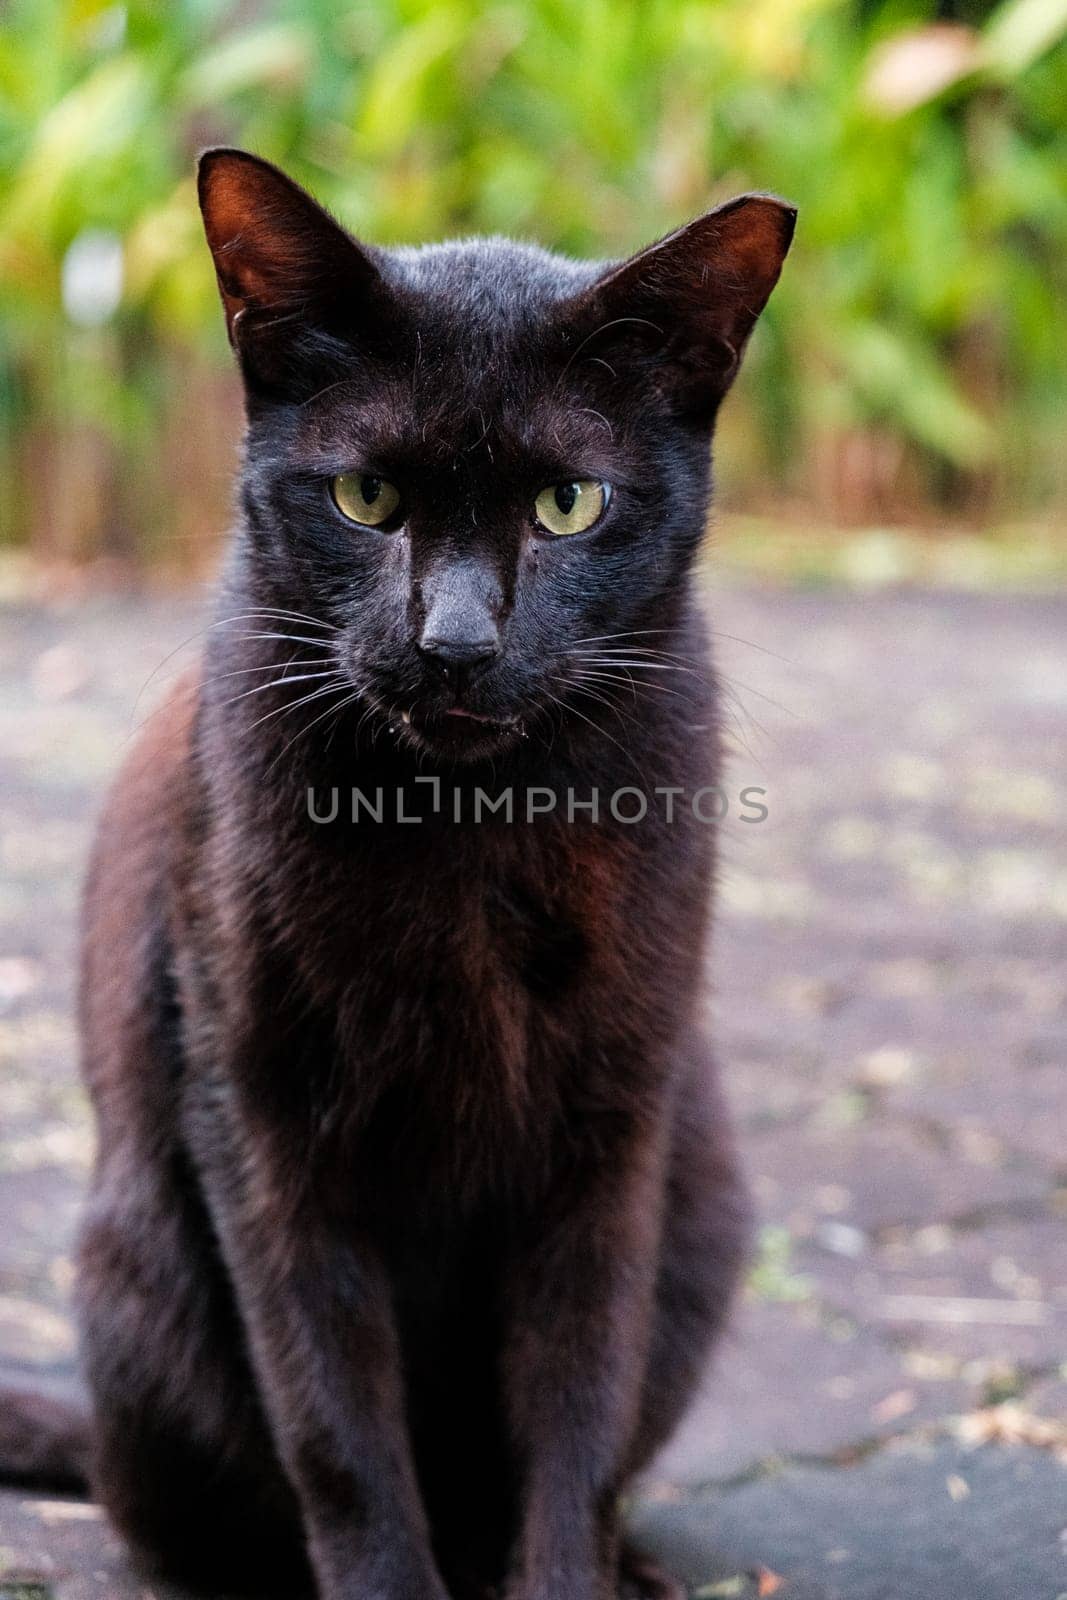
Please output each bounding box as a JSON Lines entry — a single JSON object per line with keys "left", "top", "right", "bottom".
{"left": 224, "top": 671, "right": 340, "bottom": 709}
{"left": 268, "top": 687, "right": 365, "bottom": 774}
{"left": 236, "top": 631, "right": 342, "bottom": 651}
{"left": 213, "top": 608, "right": 338, "bottom": 634}
{"left": 208, "top": 658, "right": 336, "bottom": 683}
{"left": 244, "top": 678, "right": 352, "bottom": 734}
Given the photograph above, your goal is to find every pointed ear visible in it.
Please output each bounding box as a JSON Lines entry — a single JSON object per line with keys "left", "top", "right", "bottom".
{"left": 570, "top": 194, "right": 796, "bottom": 415}
{"left": 197, "top": 148, "right": 388, "bottom": 391}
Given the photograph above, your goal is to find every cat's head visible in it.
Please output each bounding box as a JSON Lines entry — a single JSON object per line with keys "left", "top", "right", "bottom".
{"left": 199, "top": 149, "right": 793, "bottom": 762}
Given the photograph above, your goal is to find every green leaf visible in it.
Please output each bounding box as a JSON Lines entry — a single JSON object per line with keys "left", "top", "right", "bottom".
{"left": 180, "top": 23, "right": 314, "bottom": 106}
{"left": 982, "top": 0, "right": 1067, "bottom": 77}
{"left": 836, "top": 320, "right": 994, "bottom": 466}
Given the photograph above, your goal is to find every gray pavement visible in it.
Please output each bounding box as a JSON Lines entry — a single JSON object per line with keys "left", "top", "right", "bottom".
{"left": 0, "top": 581, "right": 1064, "bottom": 1598}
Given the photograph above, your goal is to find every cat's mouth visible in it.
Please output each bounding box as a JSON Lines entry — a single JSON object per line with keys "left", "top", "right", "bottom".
{"left": 397, "top": 704, "right": 525, "bottom": 752}
{"left": 444, "top": 706, "right": 520, "bottom": 729}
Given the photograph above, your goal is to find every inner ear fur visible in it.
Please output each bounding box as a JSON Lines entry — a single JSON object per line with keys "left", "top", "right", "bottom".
{"left": 197, "top": 147, "right": 387, "bottom": 388}
{"left": 571, "top": 194, "right": 796, "bottom": 410}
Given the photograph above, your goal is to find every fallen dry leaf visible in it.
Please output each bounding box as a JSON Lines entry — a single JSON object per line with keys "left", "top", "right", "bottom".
{"left": 20, "top": 1498, "right": 103, "bottom": 1524}
{"left": 955, "top": 1402, "right": 1067, "bottom": 1458}
{"left": 871, "top": 1387, "right": 918, "bottom": 1424}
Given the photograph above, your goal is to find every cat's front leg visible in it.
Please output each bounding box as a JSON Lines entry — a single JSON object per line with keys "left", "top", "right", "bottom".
{"left": 501, "top": 1114, "right": 667, "bottom": 1600}
{"left": 190, "top": 1111, "right": 448, "bottom": 1600}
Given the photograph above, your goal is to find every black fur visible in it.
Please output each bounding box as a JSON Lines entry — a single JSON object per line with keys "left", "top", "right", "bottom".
{"left": 0, "top": 150, "right": 794, "bottom": 1600}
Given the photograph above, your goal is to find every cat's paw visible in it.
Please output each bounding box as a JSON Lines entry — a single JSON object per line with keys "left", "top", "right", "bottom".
{"left": 618, "top": 1543, "right": 688, "bottom": 1600}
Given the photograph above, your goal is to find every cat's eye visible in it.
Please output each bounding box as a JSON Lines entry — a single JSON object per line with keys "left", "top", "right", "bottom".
{"left": 331, "top": 472, "right": 402, "bottom": 528}
{"left": 534, "top": 480, "right": 609, "bottom": 537}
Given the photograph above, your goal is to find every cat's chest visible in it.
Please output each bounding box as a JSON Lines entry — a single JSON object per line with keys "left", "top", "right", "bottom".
{"left": 295, "top": 835, "right": 621, "bottom": 1195}
{"left": 353, "top": 848, "right": 599, "bottom": 1022}
{"left": 295, "top": 817, "right": 635, "bottom": 1076}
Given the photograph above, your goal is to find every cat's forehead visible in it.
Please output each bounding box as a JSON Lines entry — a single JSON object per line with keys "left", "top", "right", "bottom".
{"left": 296, "top": 239, "right": 617, "bottom": 469}
{"left": 383, "top": 236, "right": 601, "bottom": 327}
{"left": 298, "top": 365, "right": 617, "bottom": 478}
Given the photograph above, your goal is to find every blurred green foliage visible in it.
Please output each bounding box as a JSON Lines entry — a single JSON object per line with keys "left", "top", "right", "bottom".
{"left": 1, "top": 0, "right": 1065, "bottom": 560}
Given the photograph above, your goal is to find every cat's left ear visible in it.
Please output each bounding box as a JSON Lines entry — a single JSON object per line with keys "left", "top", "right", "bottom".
{"left": 197, "top": 148, "right": 391, "bottom": 392}
{"left": 569, "top": 195, "right": 796, "bottom": 414}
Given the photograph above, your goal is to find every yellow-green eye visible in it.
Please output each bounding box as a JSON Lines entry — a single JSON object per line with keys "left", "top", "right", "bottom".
{"left": 534, "top": 480, "right": 609, "bottom": 537}
{"left": 331, "top": 472, "right": 402, "bottom": 528}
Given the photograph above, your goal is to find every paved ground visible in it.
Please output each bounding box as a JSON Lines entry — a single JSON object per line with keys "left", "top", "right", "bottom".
{"left": 0, "top": 580, "right": 1064, "bottom": 1599}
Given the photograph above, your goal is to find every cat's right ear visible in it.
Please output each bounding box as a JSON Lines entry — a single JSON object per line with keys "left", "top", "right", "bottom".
{"left": 197, "top": 148, "right": 387, "bottom": 391}
{"left": 563, "top": 194, "right": 796, "bottom": 418}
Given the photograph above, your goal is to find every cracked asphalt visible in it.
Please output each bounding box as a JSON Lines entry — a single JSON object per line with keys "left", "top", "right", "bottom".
{"left": 0, "top": 579, "right": 1064, "bottom": 1599}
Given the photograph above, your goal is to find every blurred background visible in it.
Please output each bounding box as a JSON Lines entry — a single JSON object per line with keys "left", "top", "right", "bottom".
{"left": 1, "top": 0, "right": 1066, "bottom": 578}
{"left": 1, "top": 6, "right": 1066, "bottom": 1596}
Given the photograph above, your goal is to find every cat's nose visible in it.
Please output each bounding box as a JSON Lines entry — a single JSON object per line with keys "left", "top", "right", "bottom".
{"left": 417, "top": 631, "right": 500, "bottom": 688}
{"left": 416, "top": 568, "right": 502, "bottom": 689}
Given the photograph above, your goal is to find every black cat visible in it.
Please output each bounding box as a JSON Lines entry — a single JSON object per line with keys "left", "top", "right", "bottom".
{"left": 0, "top": 149, "right": 794, "bottom": 1600}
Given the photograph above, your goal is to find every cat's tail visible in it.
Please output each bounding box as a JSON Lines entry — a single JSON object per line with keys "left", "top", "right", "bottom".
{"left": 0, "top": 1373, "right": 92, "bottom": 1492}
